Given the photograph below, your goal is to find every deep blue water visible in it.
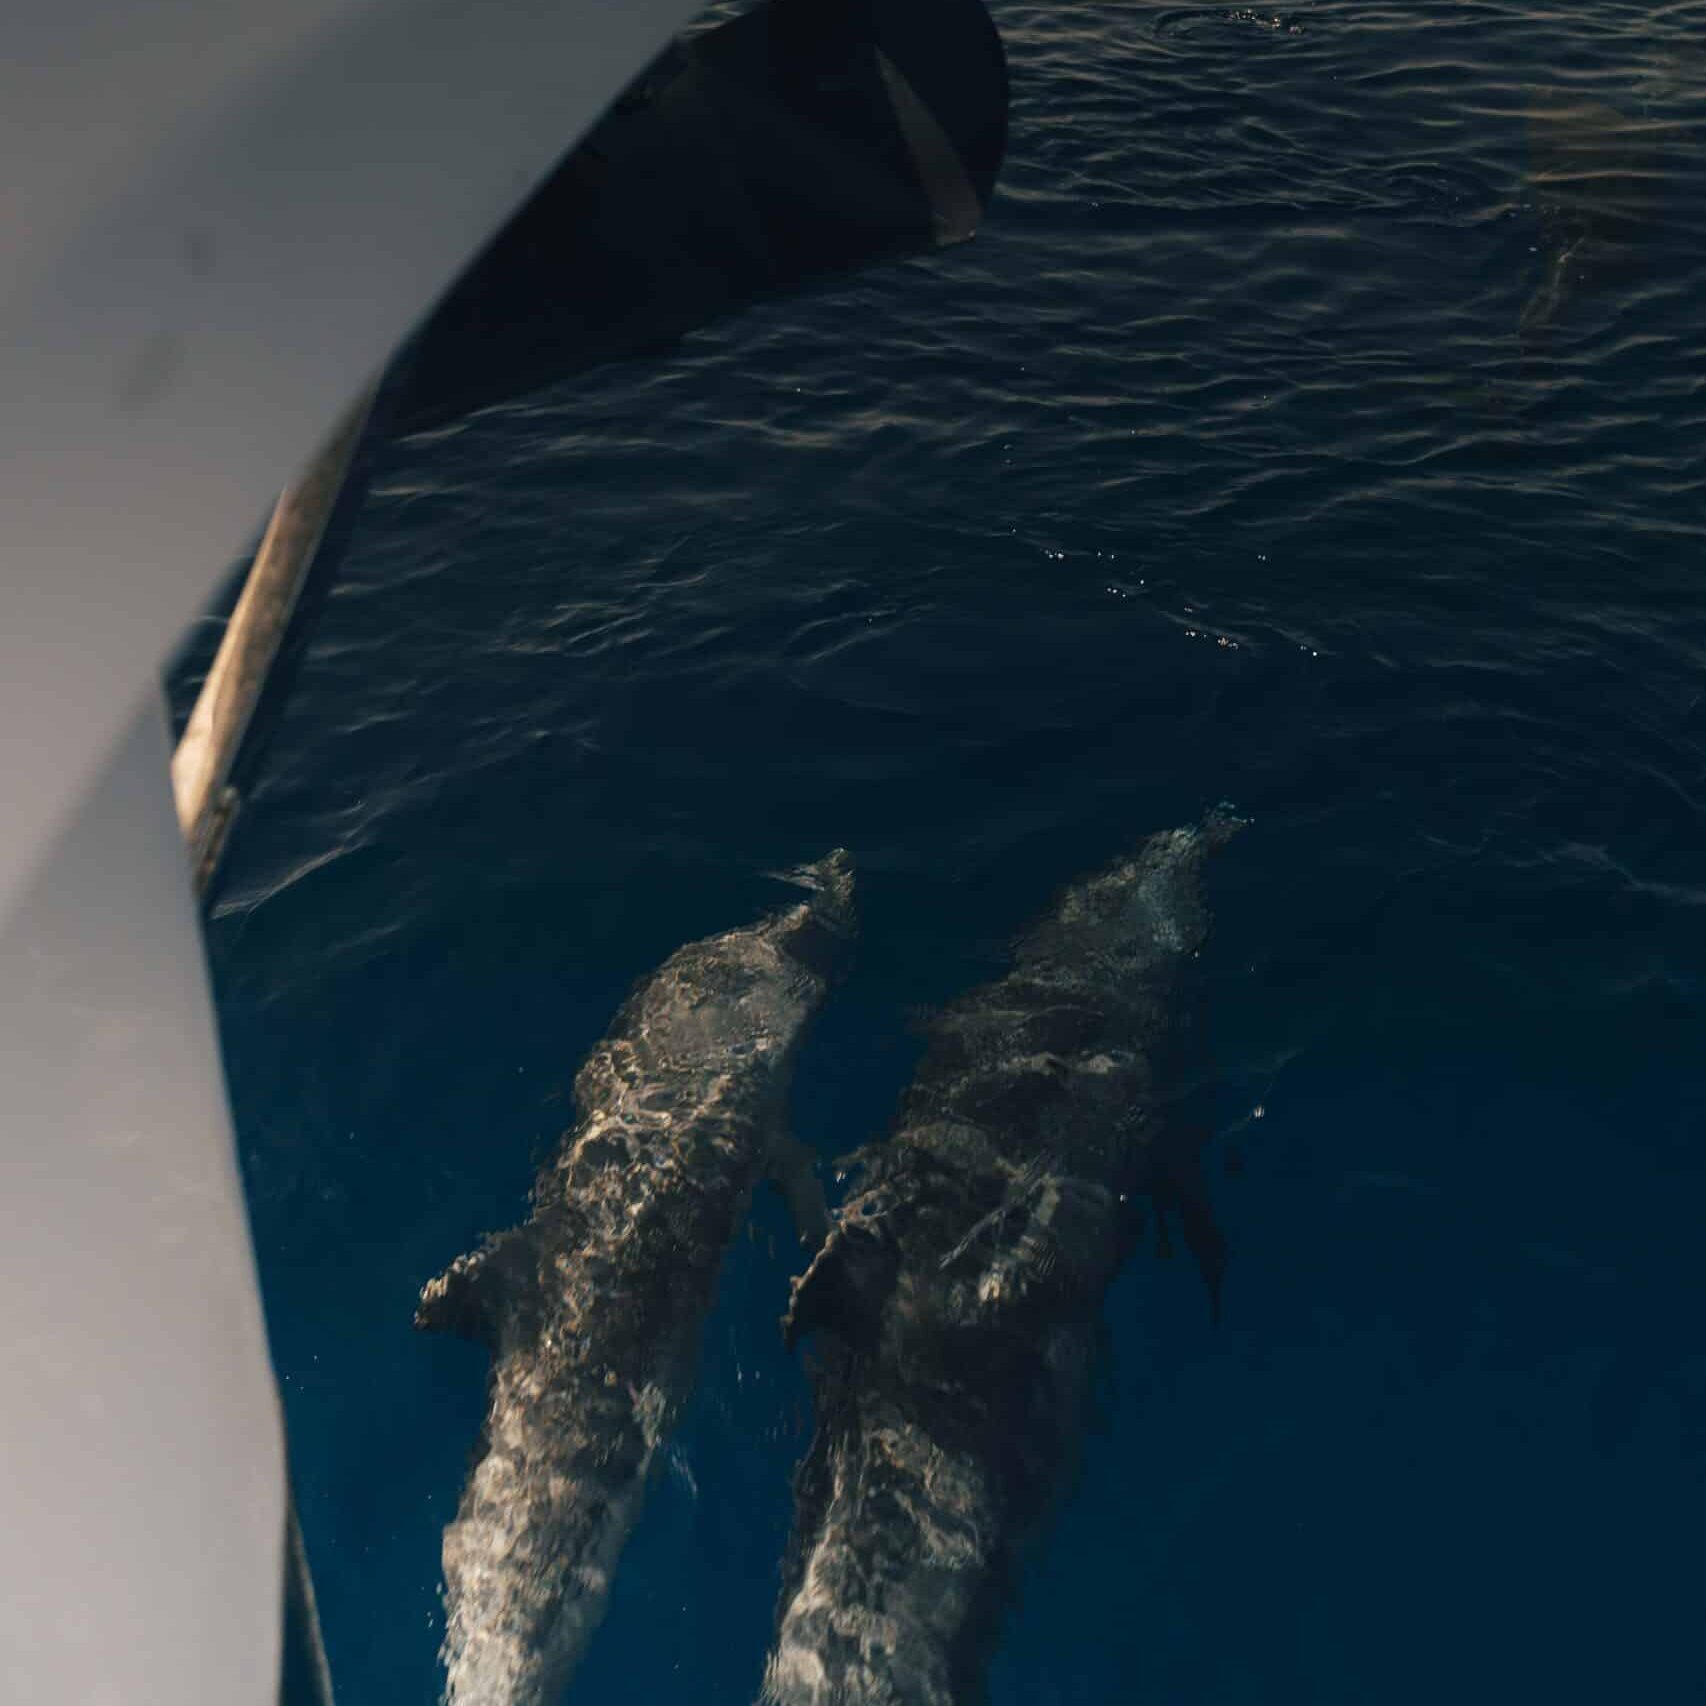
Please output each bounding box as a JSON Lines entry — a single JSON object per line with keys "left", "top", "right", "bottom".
{"left": 173, "top": 2, "right": 1706, "bottom": 1700}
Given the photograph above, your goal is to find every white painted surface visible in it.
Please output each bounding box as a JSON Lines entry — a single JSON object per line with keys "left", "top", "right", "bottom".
{"left": 0, "top": 698, "right": 283, "bottom": 1706}
{"left": 0, "top": 2, "right": 702, "bottom": 1699}
{"left": 0, "top": 0, "right": 702, "bottom": 920}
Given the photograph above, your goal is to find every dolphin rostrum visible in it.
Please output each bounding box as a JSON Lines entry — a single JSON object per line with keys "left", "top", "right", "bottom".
{"left": 417, "top": 851, "right": 856, "bottom": 1706}
{"left": 764, "top": 815, "right": 1241, "bottom": 1706}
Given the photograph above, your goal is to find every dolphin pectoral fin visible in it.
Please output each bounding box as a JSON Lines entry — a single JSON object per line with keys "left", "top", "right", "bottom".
{"left": 782, "top": 1217, "right": 894, "bottom": 1353}
{"left": 1151, "top": 1124, "right": 1229, "bottom": 1326}
{"left": 768, "top": 1133, "right": 831, "bottom": 1252}
{"left": 416, "top": 1230, "right": 532, "bottom": 1346}
{"left": 1176, "top": 1190, "right": 1229, "bottom": 1327}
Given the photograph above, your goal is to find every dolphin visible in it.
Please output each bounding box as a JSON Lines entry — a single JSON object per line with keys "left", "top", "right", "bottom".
{"left": 417, "top": 851, "right": 856, "bottom": 1706}
{"left": 1519, "top": 93, "right": 1683, "bottom": 339}
{"left": 763, "top": 815, "right": 1240, "bottom": 1706}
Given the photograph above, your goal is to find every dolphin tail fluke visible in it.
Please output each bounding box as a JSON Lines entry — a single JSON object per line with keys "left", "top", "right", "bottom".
{"left": 416, "top": 1228, "right": 535, "bottom": 1347}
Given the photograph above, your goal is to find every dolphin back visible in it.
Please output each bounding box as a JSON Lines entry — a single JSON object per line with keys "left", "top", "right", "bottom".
{"left": 419, "top": 852, "right": 855, "bottom": 1706}
{"left": 767, "top": 815, "right": 1241, "bottom": 1706}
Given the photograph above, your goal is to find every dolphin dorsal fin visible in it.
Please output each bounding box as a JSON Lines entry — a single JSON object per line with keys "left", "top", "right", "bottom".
{"left": 416, "top": 1229, "right": 533, "bottom": 1347}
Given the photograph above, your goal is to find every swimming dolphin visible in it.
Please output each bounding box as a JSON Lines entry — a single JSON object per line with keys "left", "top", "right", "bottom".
{"left": 763, "top": 815, "right": 1240, "bottom": 1706}
{"left": 417, "top": 851, "right": 855, "bottom": 1706}
{"left": 1519, "top": 94, "right": 1681, "bottom": 338}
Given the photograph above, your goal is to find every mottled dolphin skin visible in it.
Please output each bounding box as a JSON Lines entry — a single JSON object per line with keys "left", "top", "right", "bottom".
{"left": 417, "top": 852, "right": 855, "bottom": 1706}
{"left": 764, "top": 816, "right": 1240, "bottom": 1706}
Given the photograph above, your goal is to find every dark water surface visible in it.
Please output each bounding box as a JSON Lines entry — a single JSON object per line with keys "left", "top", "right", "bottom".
{"left": 173, "top": 1, "right": 1706, "bottom": 1700}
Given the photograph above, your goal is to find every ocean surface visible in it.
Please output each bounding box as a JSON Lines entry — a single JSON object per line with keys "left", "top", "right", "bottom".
{"left": 169, "top": 2, "right": 1706, "bottom": 1701}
